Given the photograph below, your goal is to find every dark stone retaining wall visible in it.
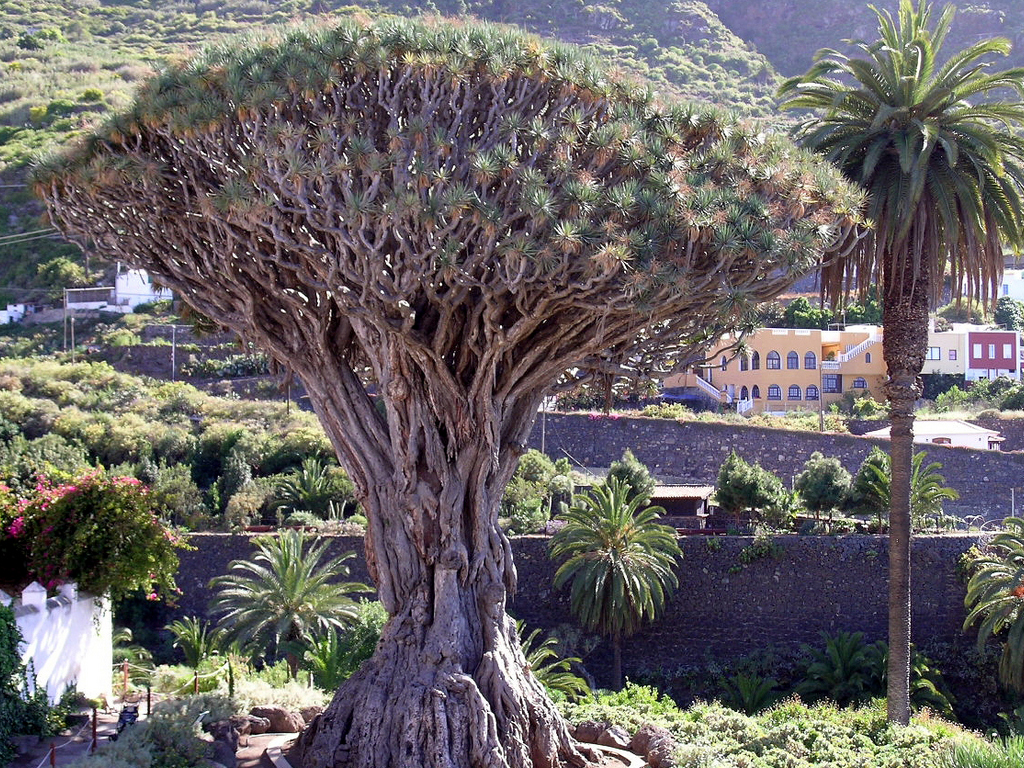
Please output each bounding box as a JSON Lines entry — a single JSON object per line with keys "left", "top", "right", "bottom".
{"left": 527, "top": 413, "right": 1024, "bottom": 521}
{"left": 177, "top": 531, "right": 981, "bottom": 688}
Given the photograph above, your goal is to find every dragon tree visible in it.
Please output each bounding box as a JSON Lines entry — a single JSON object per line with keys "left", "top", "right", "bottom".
{"left": 36, "top": 18, "right": 861, "bottom": 768}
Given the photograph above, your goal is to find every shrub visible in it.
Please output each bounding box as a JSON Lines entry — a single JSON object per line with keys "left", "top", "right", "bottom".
{"left": 16, "top": 472, "right": 188, "bottom": 600}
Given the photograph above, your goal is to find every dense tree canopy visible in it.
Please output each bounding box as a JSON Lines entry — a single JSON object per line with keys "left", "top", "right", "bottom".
{"left": 37, "top": 17, "right": 860, "bottom": 768}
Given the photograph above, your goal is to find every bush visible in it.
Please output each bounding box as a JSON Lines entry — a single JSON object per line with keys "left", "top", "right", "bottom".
{"left": 14, "top": 472, "right": 189, "bottom": 600}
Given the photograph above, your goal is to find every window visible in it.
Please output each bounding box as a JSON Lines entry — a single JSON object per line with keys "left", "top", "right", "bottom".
{"left": 767, "top": 384, "right": 782, "bottom": 400}
{"left": 949, "top": 349, "right": 957, "bottom": 361}
{"left": 932, "top": 437, "right": 952, "bottom": 445}
{"left": 788, "top": 385, "right": 802, "bottom": 400}
{"left": 751, "top": 351, "right": 760, "bottom": 370}
{"left": 865, "top": 352, "right": 871, "bottom": 363}
{"left": 740, "top": 386, "right": 749, "bottom": 400}
{"left": 852, "top": 377, "right": 867, "bottom": 389}
{"left": 973, "top": 343, "right": 982, "bottom": 358}
{"left": 926, "top": 347, "right": 940, "bottom": 360}
{"left": 721, "top": 355, "right": 728, "bottom": 372}
{"left": 787, "top": 351, "right": 799, "bottom": 370}
{"left": 805, "top": 385, "right": 820, "bottom": 401}
{"left": 989, "top": 344, "right": 997, "bottom": 358}
{"left": 822, "top": 374, "right": 841, "bottom": 393}
{"left": 752, "top": 385, "right": 761, "bottom": 399}
{"left": 804, "top": 351, "right": 817, "bottom": 370}
{"left": 740, "top": 355, "right": 748, "bottom": 372}
{"left": 767, "top": 351, "right": 781, "bottom": 370}
{"left": 1005, "top": 344, "right": 1013, "bottom": 359}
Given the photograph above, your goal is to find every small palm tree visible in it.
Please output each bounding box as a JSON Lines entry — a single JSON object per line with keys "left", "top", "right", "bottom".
{"left": 209, "top": 530, "right": 370, "bottom": 678}
{"left": 516, "top": 620, "right": 590, "bottom": 702}
{"left": 549, "top": 477, "right": 680, "bottom": 690}
{"left": 856, "top": 451, "right": 959, "bottom": 531}
{"left": 964, "top": 518, "right": 1024, "bottom": 693}
{"left": 166, "top": 616, "right": 223, "bottom": 670}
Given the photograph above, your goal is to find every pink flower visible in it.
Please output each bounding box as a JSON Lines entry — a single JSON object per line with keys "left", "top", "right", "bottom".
{"left": 8, "top": 516, "right": 23, "bottom": 537}
{"left": 146, "top": 592, "right": 159, "bottom": 601}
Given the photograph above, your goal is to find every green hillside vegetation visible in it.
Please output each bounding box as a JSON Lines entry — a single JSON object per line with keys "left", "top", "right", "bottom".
{"left": 0, "top": 354, "right": 352, "bottom": 530}
{"left": 0, "top": 0, "right": 780, "bottom": 295}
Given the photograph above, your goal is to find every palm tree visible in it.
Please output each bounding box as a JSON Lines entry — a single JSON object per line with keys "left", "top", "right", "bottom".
{"left": 209, "top": 530, "right": 370, "bottom": 678}
{"left": 166, "top": 616, "right": 223, "bottom": 671}
{"left": 963, "top": 517, "right": 1024, "bottom": 693}
{"left": 548, "top": 477, "right": 680, "bottom": 690}
{"left": 779, "top": 0, "right": 1024, "bottom": 724}
{"left": 854, "top": 450, "right": 959, "bottom": 531}
{"left": 516, "top": 620, "right": 591, "bottom": 703}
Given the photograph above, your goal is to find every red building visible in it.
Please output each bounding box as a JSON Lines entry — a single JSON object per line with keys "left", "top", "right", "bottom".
{"left": 967, "top": 330, "right": 1019, "bottom": 381}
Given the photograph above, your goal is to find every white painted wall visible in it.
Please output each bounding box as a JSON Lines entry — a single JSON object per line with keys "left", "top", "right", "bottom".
{"left": 2, "top": 582, "right": 112, "bottom": 704}
{"left": 115, "top": 266, "right": 171, "bottom": 310}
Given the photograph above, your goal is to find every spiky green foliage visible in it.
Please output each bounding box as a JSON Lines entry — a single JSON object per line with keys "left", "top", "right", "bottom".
{"left": 208, "top": 530, "right": 370, "bottom": 676}
{"left": 38, "top": 16, "right": 861, "bottom": 403}
{"left": 165, "top": 616, "right": 224, "bottom": 671}
{"left": 852, "top": 450, "right": 959, "bottom": 531}
{"left": 516, "top": 621, "right": 590, "bottom": 702}
{"left": 549, "top": 478, "right": 680, "bottom": 688}
{"left": 963, "top": 518, "right": 1024, "bottom": 694}
{"left": 779, "top": 0, "right": 1024, "bottom": 308}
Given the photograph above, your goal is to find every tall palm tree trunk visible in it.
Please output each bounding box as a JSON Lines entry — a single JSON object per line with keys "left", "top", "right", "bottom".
{"left": 612, "top": 631, "right": 623, "bottom": 691}
{"left": 880, "top": 254, "right": 931, "bottom": 726}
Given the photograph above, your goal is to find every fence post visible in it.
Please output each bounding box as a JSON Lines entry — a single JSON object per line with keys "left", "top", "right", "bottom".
{"left": 193, "top": 670, "right": 199, "bottom": 695}
{"left": 91, "top": 707, "right": 97, "bottom": 753}
{"left": 147, "top": 684, "right": 151, "bottom": 716}
{"left": 122, "top": 659, "right": 129, "bottom": 699}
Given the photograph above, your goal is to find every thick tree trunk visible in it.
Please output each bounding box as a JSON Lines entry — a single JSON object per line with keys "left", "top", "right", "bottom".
{"left": 880, "top": 256, "right": 930, "bottom": 726}
{"left": 295, "top": 366, "right": 591, "bottom": 768}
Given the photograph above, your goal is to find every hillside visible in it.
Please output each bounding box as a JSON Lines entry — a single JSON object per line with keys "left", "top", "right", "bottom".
{"left": 707, "top": 0, "right": 1024, "bottom": 76}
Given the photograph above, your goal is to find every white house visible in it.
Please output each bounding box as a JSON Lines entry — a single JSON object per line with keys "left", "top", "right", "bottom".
{"left": 114, "top": 265, "right": 171, "bottom": 310}
{"left": 863, "top": 419, "right": 1004, "bottom": 450}
{"left": 0, "top": 304, "right": 28, "bottom": 324}
{"left": 64, "top": 265, "right": 172, "bottom": 314}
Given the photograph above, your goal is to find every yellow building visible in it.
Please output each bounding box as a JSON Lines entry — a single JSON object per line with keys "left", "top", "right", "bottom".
{"left": 664, "top": 325, "right": 887, "bottom": 414}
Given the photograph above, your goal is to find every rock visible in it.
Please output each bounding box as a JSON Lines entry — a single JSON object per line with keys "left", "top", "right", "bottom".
{"left": 596, "top": 724, "right": 631, "bottom": 750}
{"left": 250, "top": 705, "right": 305, "bottom": 733}
{"left": 299, "top": 705, "right": 323, "bottom": 724}
{"left": 573, "top": 720, "right": 608, "bottom": 743}
{"left": 208, "top": 720, "right": 240, "bottom": 752}
{"left": 631, "top": 723, "right": 677, "bottom": 768}
{"left": 209, "top": 738, "right": 237, "bottom": 768}
{"left": 245, "top": 715, "right": 271, "bottom": 735}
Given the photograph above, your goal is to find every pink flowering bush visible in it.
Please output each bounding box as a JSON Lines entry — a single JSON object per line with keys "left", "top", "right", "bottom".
{"left": 3, "top": 472, "right": 188, "bottom": 601}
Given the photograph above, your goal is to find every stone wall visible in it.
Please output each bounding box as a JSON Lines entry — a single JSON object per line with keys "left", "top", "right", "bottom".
{"left": 528, "top": 413, "right": 1024, "bottom": 521}
{"left": 177, "top": 531, "right": 981, "bottom": 689}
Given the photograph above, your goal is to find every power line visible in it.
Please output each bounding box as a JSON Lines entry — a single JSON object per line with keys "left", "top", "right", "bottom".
{"left": 0, "top": 228, "right": 56, "bottom": 242}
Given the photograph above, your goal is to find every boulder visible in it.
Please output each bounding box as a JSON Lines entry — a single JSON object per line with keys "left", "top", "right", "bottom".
{"left": 596, "top": 724, "right": 631, "bottom": 750}
{"left": 245, "top": 715, "right": 271, "bottom": 735}
{"left": 631, "top": 723, "right": 677, "bottom": 768}
{"left": 299, "top": 705, "right": 324, "bottom": 724}
{"left": 250, "top": 705, "right": 305, "bottom": 733}
{"left": 572, "top": 720, "right": 608, "bottom": 744}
